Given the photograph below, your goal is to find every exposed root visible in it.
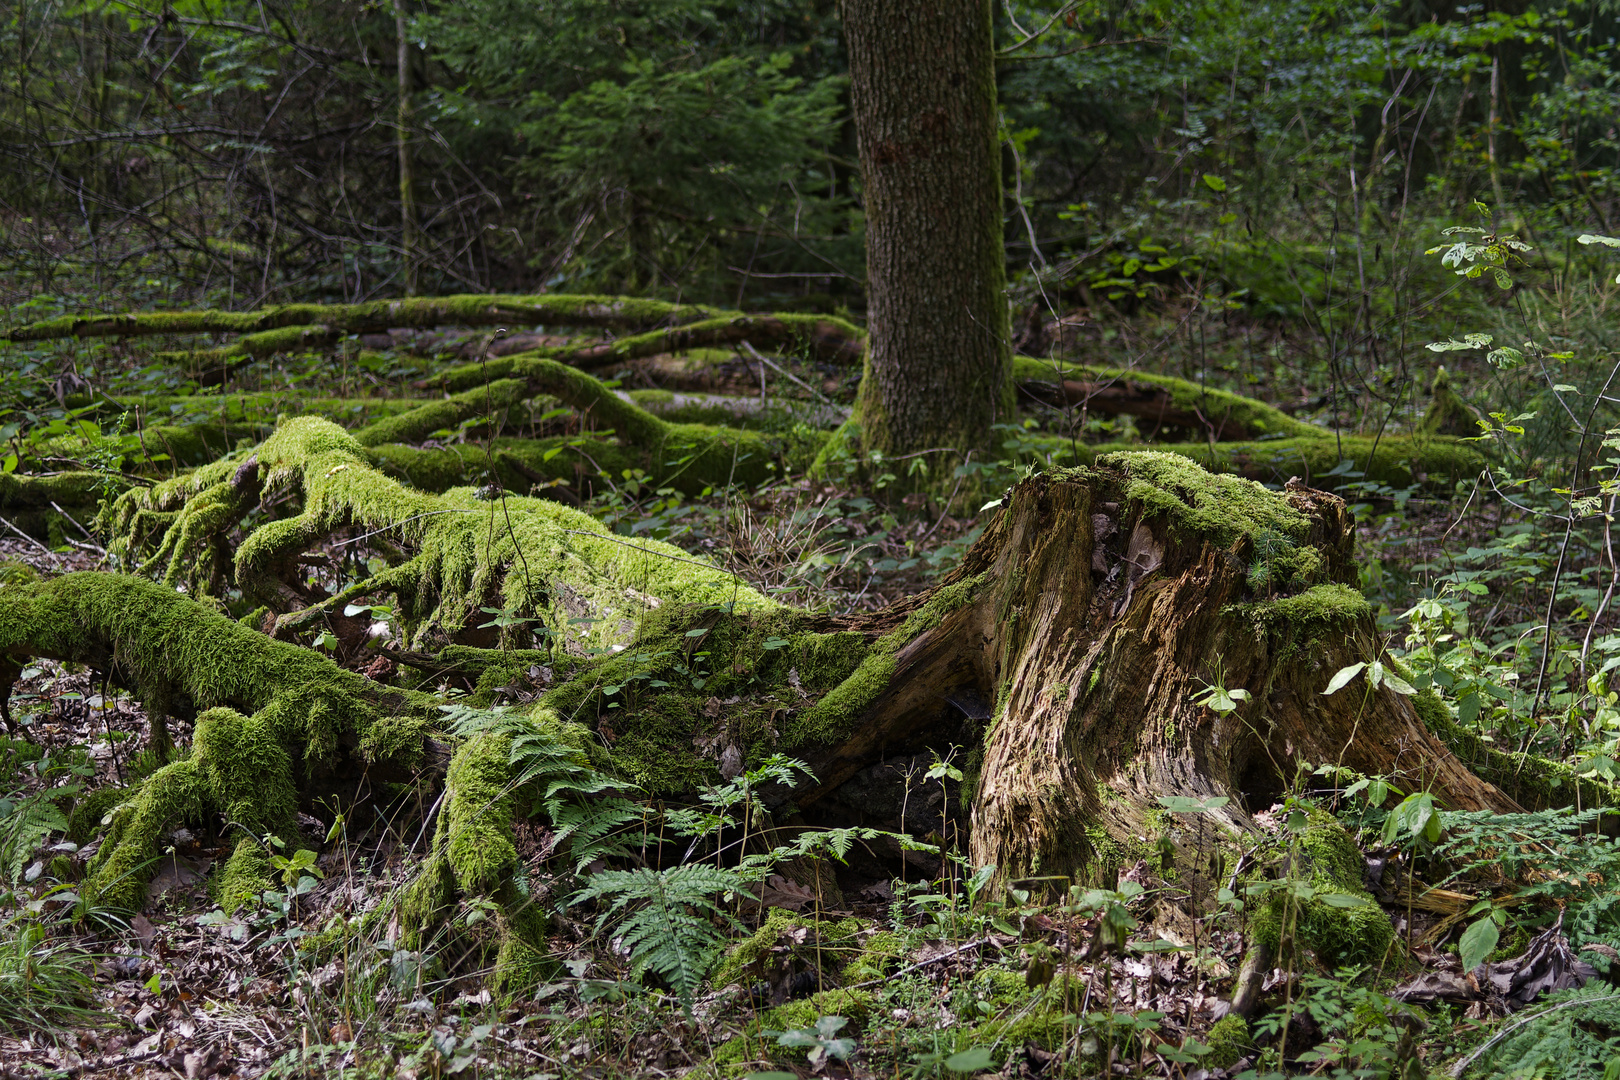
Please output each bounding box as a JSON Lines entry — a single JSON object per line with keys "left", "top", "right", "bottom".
{"left": 2, "top": 294, "right": 732, "bottom": 345}
{"left": 0, "top": 573, "right": 440, "bottom": 909}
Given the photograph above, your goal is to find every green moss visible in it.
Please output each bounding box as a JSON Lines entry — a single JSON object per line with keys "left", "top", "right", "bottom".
{"left": 968, "top": 997, "right": 1077, "bottom": 1052}
{"left": 1206, "top": 1014, "right": 1252, "bottom": 1068}
{"left": 272, "top": 418, "right": 769, "bottom": 653}
{"left": 841, "top": 929, "right": 906, "bottom": 984}
{"left": 194, "top": 707, "right": 298, "bottom": 839}
{"left": 787, "top": 575, "right": 983, "bottom": 746}
{"left": 489, "top": 880, "right": 553, "bottom": 997}
{"left": 1101, "top": 450, "right": 1310, "bottom": 546}
{"left": 86, "top": 757, "right": 207, "bottom": 910}
{"left": 0, "top": 571, "right": 441, "bottom": 912}
{"left": 0, "top": 471, "right": 127, "bottom": 511}
{"left": 215, "top": 837, "right": 275, "bottom": 914}
{"left": 3, "top": 293, "right": 727, "bottom": 345}
{"left": 1012, "top": 357, "right": 1318, "bottom": 440}
{"left": 400, "top": 855, "right": 457, "bottom": 946}
{"left": 441, "top": 734, "right": 518, "bottom": 897}
{"left": 1079, "top": 435, "right": 1484, "bottom": 490}
{"left": 767, "top": 987, "right": 873, "bottom": 1029}
{"left": 713, "top": 985, "right": 875, "bottom": 1073}
{"left": 353, "top": 380, "right": 528, "bottom": 448}
{"left": 66, "top": 785, "right": 130, "bottom": 845}
{"left": 1250, "top": 807, "right": 1393, "bottom": 968}
{"left": 713, "top": 909, "right": 868, "bottom": 988}
{"left": 360, "top": 714, "right": 430, "bottom": 768}
{"left": 971, "top": 965, "right": 1033, "bottom": 1005}
{"left": 1230, "top": 584, "right": 1371, "bottom": 646}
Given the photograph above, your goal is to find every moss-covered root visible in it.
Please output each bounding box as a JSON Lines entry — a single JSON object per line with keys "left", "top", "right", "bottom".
{"left": 86, "top": 706, "right": 300, "bottom": 910}
{"left": 401, "top": 734, "right": 550, "bottom": 994}
{"left": 1012, "top": 355, "right": 1319, "bottom": 441}
{"left": 135, "top": 456, "right": 262, "bottom": 594}
{"left": 221, "top": 416, "right": 773, "bottom": 652}
{"left": 434, "top": 313, "right": 865, "bottom": 394}
{"left": 1010, "top": 357, "right": 1486, "bottom": 489}
{"left": 215, "top": 837, "right": 276, "bottom": 914}
{"left": 1250, "top": 808, "right": 1394, "bottom": 969}
{"left": 358, "top": 354, "right": 800, "bottom": 490}
{"left": 1, "top": 294, "right": 731, "bottom": 344}
{"left": 0, "top": 573, "right": 436, "bottom": 913}
{"left": 0, "top": 570, "right": 436, "bottom": 796}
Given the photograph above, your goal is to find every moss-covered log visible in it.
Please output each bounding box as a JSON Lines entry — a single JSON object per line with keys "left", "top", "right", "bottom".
{"left": 105, "top": 415, "right": 774, "bottom": 643}
{"left": 1066, "top": 433, "right": 1484, "bottom": 489}
{"left": 429, "top": 313, "right": 864, "bottom": 394}
{"left": 1012, "top": 358, "right": 1320, "bottom": 442}
{"left": 0, "top": 294, "right": 730, "bottom": 344}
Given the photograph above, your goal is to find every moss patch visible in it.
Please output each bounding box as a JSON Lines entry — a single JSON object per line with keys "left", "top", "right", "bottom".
{"left": 215, "top": 838, "right": 275, "bottom": 914}
{"left": 1206, "top": 1014, "right": 1251, "bottom": 1068}
{"left": 1251, "top": 806, "right": 1393, "bottom": 968}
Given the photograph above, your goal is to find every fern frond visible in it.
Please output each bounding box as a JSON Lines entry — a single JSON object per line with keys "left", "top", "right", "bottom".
{"left": 573, "top": 864, "right": 754, "bottom": 1015}
{"left": 444, "top": 702, "right": 645, "bottom": 870}
{"left": 0, "top": 794, "right": 69, "bottom": 884}
{"left": 548, "top": 797, "right": 644, "bottom": 872}
{"left": 1467, "top": 983, "right": 1620, "bottom": 1079}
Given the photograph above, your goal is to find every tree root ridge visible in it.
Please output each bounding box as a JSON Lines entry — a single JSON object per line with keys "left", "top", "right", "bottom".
{"left": 107, "top": 415, "right": 773, "bottom": 654}
{"left": 0, "top": 573, "right": 443, "bottom": 910}
{"left": 0, "top": 294, "right": 738, "bottom": 345}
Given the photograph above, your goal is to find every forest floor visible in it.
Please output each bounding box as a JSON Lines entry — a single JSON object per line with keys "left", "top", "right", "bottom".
{"left": 0, "top": 287, "right": 1612, "bottom": 1080}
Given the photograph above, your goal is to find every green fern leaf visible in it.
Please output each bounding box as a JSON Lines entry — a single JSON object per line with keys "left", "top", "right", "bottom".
{"left": 572, "top": 864, "right": 753, "bottom": 1016}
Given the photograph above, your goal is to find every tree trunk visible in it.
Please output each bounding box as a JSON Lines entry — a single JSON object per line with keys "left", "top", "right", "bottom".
{"left": 842, "top": 0, "right": 1013, "bottom": 458}
{"left": 395, "top": 0, "right": 419, "bottom": 296}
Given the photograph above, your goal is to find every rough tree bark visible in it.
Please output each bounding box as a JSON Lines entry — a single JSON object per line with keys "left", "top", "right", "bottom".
{"left": 842, "top": 0, "right": 1014, "bottom": 458}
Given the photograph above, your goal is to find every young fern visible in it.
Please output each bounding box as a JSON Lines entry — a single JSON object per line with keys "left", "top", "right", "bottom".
{"left": 1464, "top": 983, "right": 1620, "bottom": 1079}
{"left": 442, "top": 703, "right": 644, "bottom": 871}
{"left": 570, "top": 863, "right": 753, "bottom": 1018}
{"left": 0, "top": 793, "right": 69, "bottom": 884}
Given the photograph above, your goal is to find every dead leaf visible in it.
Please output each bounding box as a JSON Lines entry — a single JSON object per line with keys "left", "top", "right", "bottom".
{"left": 759, "top": 875, "right": 816, "bottom": 912}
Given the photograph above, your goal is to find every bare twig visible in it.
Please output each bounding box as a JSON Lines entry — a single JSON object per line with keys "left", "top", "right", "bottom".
{"left": 0, "top": 515, "right": 62, "bottom": 567}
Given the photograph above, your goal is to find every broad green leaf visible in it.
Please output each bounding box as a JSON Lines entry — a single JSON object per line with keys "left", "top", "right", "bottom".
{"left": 1317, "top": 892, "right": 1370, "bottom": 909}
{"left": 1202, "top": 174, "right": 1227, "bottom": 192}
{"left": 1459, "top": 914, "right": 1500, "bottom": 973}
{"left": 1323, "top": 663, "right": 1365, "bottom": 695}
{"left": 945, "top": 1047, "right": 997, "bottom": 1072}
{"left": 1381, "top": 671, "right": 1417, "bottom": 695}
{"left": 1579, "top": 233, "right": 1620, "bottom": 248}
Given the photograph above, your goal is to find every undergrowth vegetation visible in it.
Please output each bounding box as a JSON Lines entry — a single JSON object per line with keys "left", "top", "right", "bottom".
{"left": 16, "top": 2, "right": 1620, "bottom": 1077}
